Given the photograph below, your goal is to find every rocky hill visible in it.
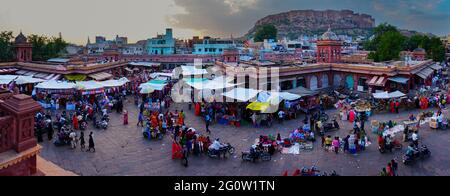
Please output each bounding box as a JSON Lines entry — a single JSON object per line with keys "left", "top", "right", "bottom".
{"left": 245, "top": 9, "right": 376, "bottom": 39}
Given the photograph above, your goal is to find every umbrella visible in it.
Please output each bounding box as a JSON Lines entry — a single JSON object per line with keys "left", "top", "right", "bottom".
{"left": 140, "top": 86, "right": 155, "bottom": 94}
{"left": 246, "top": 102, "right": 270, "bottom": 111}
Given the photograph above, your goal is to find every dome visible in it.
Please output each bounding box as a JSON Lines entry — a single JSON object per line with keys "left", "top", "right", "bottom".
{"left": 413, "top": 48, "right": 426, "bottom": 53}
{"left": 321, "top": 28, "right": 338, "bottom": 41}
{"left": 15, "top": 32, "right": 27, "bottom": 44}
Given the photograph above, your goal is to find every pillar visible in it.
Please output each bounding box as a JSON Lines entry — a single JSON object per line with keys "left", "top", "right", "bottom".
{"left": 1, "top": 94, "right": 42, "bottom": 152}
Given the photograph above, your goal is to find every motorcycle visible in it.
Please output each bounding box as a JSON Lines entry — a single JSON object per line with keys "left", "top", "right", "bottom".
{"left": 207, "top": 143, "right": 235, "bottom": 159}
{"left": 403, "top": 145, "right": 431, "bottom": 165}
{"left": 142, "top": 127, "right": 163, "bottom": 140}
{"left": 241, "top": 150, "right": 271, "bottom": 162}
{"left": 321, "top": 119, "right": 340, "bottom": 135}
{"left": 95, "top": 119, "right": 108, "bottom": 130}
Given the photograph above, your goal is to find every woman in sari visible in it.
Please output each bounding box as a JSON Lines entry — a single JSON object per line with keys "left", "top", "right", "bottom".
{"left": 123, "top": 110, "right": 128, "bottom": 125}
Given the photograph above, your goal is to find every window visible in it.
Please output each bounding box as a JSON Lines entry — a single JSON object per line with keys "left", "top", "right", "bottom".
{"left": 358, "top": 77, "right": 368, "bottom": 91}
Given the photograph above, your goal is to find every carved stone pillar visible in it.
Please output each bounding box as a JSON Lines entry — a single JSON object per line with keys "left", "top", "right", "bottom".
{"left": 1, "top": 94, "right": 42, "bottom": 153}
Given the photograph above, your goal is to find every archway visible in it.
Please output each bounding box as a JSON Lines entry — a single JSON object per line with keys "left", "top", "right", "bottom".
{"left": 333, "top": 74, "right": 342, "bottom": 86}
{"left": 321, "top": 74, "right": 329, "bottom": 88}
{"left": 310, "top": 75, "right": 318, "bottom": 90}
{"left": 345, "top": 75, "right": 354, "bottom": 90}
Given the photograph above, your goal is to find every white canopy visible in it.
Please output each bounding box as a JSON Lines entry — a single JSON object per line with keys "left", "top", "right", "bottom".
{"left": 0, "top": 75, "right": 18, "bottom": 84}
{"left": 75, "top": 81, "right": 104, "bottom": 90}
{"left": 222, "top": 88, "right": 261, "bottom": 102}
{"left": 14, "top": 76, "right": 45, "bottom": 85}
{"left": 180, "top": 66, "right": 208, "bottom": 76}
{"left": 373, "top": 91, "right": 406, "bottom": 99}
{"left": 139, "top": 81, "right": 168, "bottom": 91}
{"left": 99, "top": 77, "right": 129, "bottom": 88}
{"left": 35, "top": 80, "right": 76, "bottom": 90}
{"left": 150, "top": 72, "right": 173, "bottom": 79}
{"left": 184, "top": 76, "right": 237, "bottom": 90}
{"left": 129, "top": 62, "right": 161, "bottom": 67}
{"left": 257, "top": 91, "right": 301, "bottom": 105}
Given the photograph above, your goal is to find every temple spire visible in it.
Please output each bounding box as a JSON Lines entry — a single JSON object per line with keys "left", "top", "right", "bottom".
{"left": 87, "top": 36, "right": 91, "bottom": 45}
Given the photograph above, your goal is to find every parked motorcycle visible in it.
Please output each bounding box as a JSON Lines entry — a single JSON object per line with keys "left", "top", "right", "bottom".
{"left": 321, "top": 119, "right": 340, "bottom": 136}
{"left": 403, "top": 145, "right": 431, "bottom": 165}
{"left": 241, "top": 150, "right": 271, "bottom": 162}
{"left": 207, "top": 143, "right": 235, "bottom": 159}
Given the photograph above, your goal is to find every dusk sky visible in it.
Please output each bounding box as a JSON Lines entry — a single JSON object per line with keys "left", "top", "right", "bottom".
{"left": 1, "top": 0, "right": 449, "bottom": 44}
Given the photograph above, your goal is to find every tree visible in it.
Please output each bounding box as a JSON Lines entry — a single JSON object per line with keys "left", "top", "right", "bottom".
{"left": 28, "top": 34, "right": 68, "bottom": 61}
{"left": 254, "top": 24, "right": 277, "bottom": 42}
{"left": 365, "top": 23, "right": 406, "bottom": 62}
{"left": 0, "top": 31, "right": 14, "bottom": 62}
{"left": 428, "top": 37, "right": 445, "bottom": 62}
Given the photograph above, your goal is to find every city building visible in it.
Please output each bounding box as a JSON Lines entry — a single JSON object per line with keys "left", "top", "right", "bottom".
{"left": 147, "top": 28, "right": 175, "bottom": 55}
{"left": 192, "top": 36, "right": 234, "bottom": 55}
{"left": 13, "top": 32, "right": 33, "bottom": 62}
{"left": 216, "top": 28, "right": 440, "bottom": 94}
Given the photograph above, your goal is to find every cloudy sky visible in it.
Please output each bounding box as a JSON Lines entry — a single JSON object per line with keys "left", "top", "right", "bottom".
{"left": 1, "top": 0, "right": 449, "bottom": 44}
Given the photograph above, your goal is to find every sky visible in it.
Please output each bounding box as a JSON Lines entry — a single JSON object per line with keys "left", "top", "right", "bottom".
{"left": 1, "top": 0, "right": 449, "bottom": 44}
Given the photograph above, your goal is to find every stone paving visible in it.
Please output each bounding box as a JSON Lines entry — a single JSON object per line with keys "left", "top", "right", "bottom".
{"left": 39, "top": 98, "right": 450, "bottom": 176}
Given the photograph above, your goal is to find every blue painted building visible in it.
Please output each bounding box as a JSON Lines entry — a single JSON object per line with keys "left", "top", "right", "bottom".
{"left": 193, "top": 37, "right": 234, "bottom": 55}
{"left": 147, "top": 28, "right": 175, "bottom": 55}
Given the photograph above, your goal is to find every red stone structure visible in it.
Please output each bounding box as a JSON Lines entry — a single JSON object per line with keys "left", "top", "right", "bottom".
{"left": 0, "top": 92, "right": 42, "bottom": 176}
{"left": 222, "top": 47, "right": 239, "bottom": 63}
{"left": 316, "top": 28, "right": 342, "bottom": 63}
{"left": 13, "top": 32, "right": 33, "bottom": 62}
{"left": 412, "top": 48, "right": 426, "bottom": 61}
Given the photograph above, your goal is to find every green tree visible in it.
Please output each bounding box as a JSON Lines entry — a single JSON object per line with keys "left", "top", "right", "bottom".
{"left": 365, "top": 23, "right": 406, "bottom": 62}
{"left": 428, "top": 37, "right": 445, "bottom": 62}
{"left": 254, "top": 24, "right": 278, "bottom": 42}
{"left": 0, "top": 31, "right": 14, "bottom": 62}
{"left": 28, "top": 34, "right": 68, "bottom": 61}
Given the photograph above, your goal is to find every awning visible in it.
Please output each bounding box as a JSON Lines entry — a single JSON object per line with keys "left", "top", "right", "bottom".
{"left": 15, "top": 70, "right": 28, "bottom": 75}
{"left": 139, "top": 80, "right": 168, "bottom": 91}
{"left": 430, "top": 64, "right": 443, "bottom": 71}
{"left": 287, "top": 86, "right": 318, "bottom": 97}
{"left": 373, "top": 91, "right": 406, "bottom": 99}
{"left": 367, "top": 76, "right": 388, "bottom": 87}
{"left": 416, "top": 68, "right": 434, "bottom": 79}
{"left": 222, "top": 88, "right": 261, "bottom": 102}
{"left": 89, "top": 72, "right": 113, "bottom": 81}
{"left": 388, "top": 77, "right": 409, "bottom": 84}
{"left": 0, "top": 68, "right": 17, "bottom": 74}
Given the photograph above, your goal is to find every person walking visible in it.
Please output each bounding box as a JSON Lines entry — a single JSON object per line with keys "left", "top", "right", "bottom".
{"left": 205, "top": 113, "right": 211, "bottom": 134}
{"left": 332, "top": 137, "right": 340, "bottom": 154}
{"left": 69, "top": 130, "right": 77, "bottom": 149}
{"left": 87, "top": 132, "right": 95, "bottom": 152}
{"left": 123, "top": 110, "right": 128, "bottom": 125}
{"left": 137, "top": 112, "right": 144, "bottom": 127}
{"left": 182, "top": 145, "right": 189, "bottom": 167}
{"left": 391, "top": 159, "right": 398, "bottom": 176}
{"left": 79, "top": 131, "right": 85, "bottom": 151}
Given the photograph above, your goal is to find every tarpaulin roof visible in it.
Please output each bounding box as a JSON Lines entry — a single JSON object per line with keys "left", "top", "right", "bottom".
{"left": 35, "top": 80, "right": 76, "bottom": 90}
{"left": 287, "top": 86, "right": 318, "bottom": 97}
{"left": 388, "top": 77, "right": 409, "bottom": 84}
{"left": 180, "top": 66, "right": 208, "bottom": 76}
{"left": 139, "top": 80, "right": 168, "bottom": 91}
{"left": 129, "top": 62, "right": 161, "bottom": 67}
{"left": 373, "top": 91, "right": 406, "bottom": 99}
{"left": 99, "top": 77, "right": 129, "bottom": 88}
{"left": 222, "top": 88, "right": 261, "bottom": 102}
{"left": 416, "top": 67, "right": 434, "bottom": 79}
{"left": 184, "top": 76, "right": 237, "bottom": 90}
{"left": 75, "top": 81, "right": 104, "bottom": 90}
{"left": 14, "top": 76, "right": 45, "bottom": 85}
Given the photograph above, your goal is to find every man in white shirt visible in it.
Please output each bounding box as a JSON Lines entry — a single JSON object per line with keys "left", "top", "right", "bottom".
{"left": 278, "top": 110, "right": 285, "bottom": 124}
{"left": 412, "top": 131, "right": 419, "bottom": 147}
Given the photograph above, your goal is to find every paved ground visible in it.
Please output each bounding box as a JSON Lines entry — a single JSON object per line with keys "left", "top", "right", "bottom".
{"left": 39, "top": 97, "right": 450, "bottom": 176}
